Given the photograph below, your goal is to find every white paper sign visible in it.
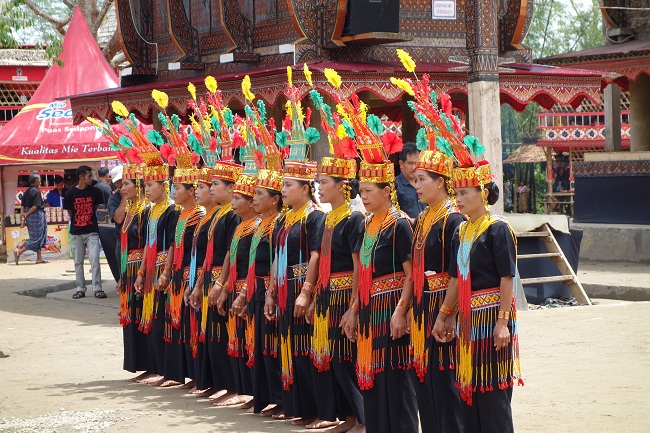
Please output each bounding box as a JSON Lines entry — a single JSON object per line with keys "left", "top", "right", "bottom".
{"left": 433, "top": 0, "right": 456, "bottom": 19}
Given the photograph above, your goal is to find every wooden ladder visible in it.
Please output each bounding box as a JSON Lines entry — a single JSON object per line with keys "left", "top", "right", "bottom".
{"left": 515, "top": 223, "right": 592, "bottom": 305}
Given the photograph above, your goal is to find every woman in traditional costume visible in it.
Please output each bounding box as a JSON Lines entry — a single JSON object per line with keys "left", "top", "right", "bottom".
{"left": 432, "top": 158, "right": 523, "bottom": 433}
{"left": 243, "top": 168, "right": 284, "bottom": 416}
{"left": 159, "top": 163, "right": 203, "bottom": 387}
{"left": 306, "top": 86, "right": 366, "bottom": 433}
{"left": 411, "top": 148, "right": 465, "bottom": 433}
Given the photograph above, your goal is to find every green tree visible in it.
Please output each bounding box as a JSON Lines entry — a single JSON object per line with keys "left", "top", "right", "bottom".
{"left": 1, "top": 0, "right": 119, "bottom": 64}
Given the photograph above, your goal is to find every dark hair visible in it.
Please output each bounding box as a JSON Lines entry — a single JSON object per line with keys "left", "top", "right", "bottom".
{"left": 478, "top": 182, "right": 500, "bottom": 206}
{"left": 181, "top": 183, "right": 196, "bottom": 191}
{"left": 297, "top": 180, "right": 317, "bottom": 202}
{"left": 76, "top": 165, "right": 92, "bottom": 178}
{"left": 398, "top": 142, "right": 419, "bottom": 162}
{"left": 331, "top": 177, "right": 360, "bottom": 200}
{"left": 54, "top": 175, "right": 64, "bottom": 184}
{"left": 98, "top": 167, "right": 109, "bottom": 177}
{"left": 214, "top": 178, "right": 235, "bottom": 187}
{"left": 425, "top": 171, "right": 446, "bottom": 182}
{"left": 260, "top": 188, "right": 284, "bottom": 211}
{"left": 375, "top": 182, "right": 391, "bottom": 190}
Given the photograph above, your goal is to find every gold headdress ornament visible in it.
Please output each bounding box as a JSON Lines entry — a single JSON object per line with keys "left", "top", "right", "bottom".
{"left": 233, "top": 173, "right": 257, "bottom": 197}
{"left": 305, "top": 65, "right": 357, "bottom": 180}
{"left": 87, "top": 101, "right": 160, "bottom": 180}
{"left": 322, "top": 67, "right": 402, "bottom": 185}
{"left": 277, "top": 66, "right": 321, "bottom": 181}
{"left": 391, "top": 49, "right": 487, "bottom": 180}
{"left": 241, "top": 74, "right": 282, "bottom": 175}
{"left": 200, "top": 76, "right": 238, "bottom": 166}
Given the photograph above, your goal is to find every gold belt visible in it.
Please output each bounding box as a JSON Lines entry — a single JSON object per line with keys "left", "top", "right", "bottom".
{"left": 425, "top": 272, "right": 451, "bottom": 293}
{"left": 370, "top": 272, "right": 405, "bottom": 295}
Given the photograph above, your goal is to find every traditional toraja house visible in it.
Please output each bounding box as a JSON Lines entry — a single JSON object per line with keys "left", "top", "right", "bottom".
{"left": 535, "top": 4, "right": 650, "bottom": 225}
{"left": 68, "top": 0, "right": 618, "bottom": 211}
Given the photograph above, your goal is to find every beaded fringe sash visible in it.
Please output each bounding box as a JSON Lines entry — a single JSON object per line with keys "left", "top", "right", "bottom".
{"left": 119, "top": 249, "right": 143, "bottom": 327}
{"left": 140, "top": 250, "right": 168, "bottom": 334}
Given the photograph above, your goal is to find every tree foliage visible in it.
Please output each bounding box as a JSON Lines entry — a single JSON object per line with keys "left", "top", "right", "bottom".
{"left": 525, "top": 0, "right": 604, "bottom": 59}
{"left": 0, "top": 0, "right": 119, "bottom": 65}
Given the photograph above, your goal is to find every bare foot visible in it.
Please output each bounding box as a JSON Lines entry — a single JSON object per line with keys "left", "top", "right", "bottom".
{"left": 147, "top": 376, "right": 166, "bottom": 387}
{"left": 136, "top": 373, "right": 160, "bottom": 384}
{"left": 238, "top": 398, "right": 254, "bottom": 409}
{"left": 306, "top": 419, "right": 340, "bottom": 429}
{"left": 261, "top": 405, "right": 284, "bottom": 417}
{"left": 129, "top": 372, "right": 153, "bottom": 383}
{"left": 208, "top": 389, "right": 227, "bottom": 401}
{"left": 214, "top": 394, "right": 249, "bottom": 407}
{"left": 246, "top": 406, "right": 254, "bottom": 414}
{"left": 292, "top": 417, "right": 317, "bottom": 426}
{"left": 325, "top": 417, "right": 357, "bottom": 433}
{"left": 179, "top": 380, "right": 195, "bottom": 389}
{"left": 271, "top": 410, "right": 292, "bottom": 420}
{"left": 348, "top": 423, "right": 366, "bottom": 433}
{"left": 159, "top": 380, "right": 181, "bottom": 388}
{"left": 187, "top": 386, "right": 197, "bottom": 394}
{"left": 194, "top": 388, "right": 214, "bottom": 397}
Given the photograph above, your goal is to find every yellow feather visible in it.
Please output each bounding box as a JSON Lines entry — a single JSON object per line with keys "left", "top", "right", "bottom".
{"left": 396, "top": 49, "right": 416, "bottom": 73}
{"left": 188, "top": 83, "right": 197, "bottom": 101}
{"left": 303, "top": 63, "right": 313, "bottom": 86}
{"left": 242, "top": 75, "right": 255, "bottom": 101}
{"left": 287, "top": 66, "right": 293, "bottom": 87}
{"left": 324, "top": 68, "right": 342, "bottom": 89}
{"left": 390, "top": 77, "right": 415, "bottom": 96}
{"left": 205, "top": 76, "right": 218, "bottom": 93}
{"left": 111, "top": 100, "right": 130, "bottom": 118}
{"left": 151, "top": 89, "right": 169, "bottom": 109}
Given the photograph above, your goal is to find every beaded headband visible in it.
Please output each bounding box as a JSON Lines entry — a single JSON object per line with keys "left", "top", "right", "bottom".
{"left": 358, "top": 160, "right": 395, "bottom": 184}
{"left": 318, "top": 157, "right": 357, "bottom": 179}
{"left": 452, "top": 161, "right": 493, "bottom": 189}
{"left": 233, "top": 174, "right": 256, "bottom": 197}
{"left": 284, "top": 160, "right": 318, "bottom": 182}
{"left": 416, "top": 150, "right": 453, "bottom": 178}
{"left": 212, "top": 161, "right": 244, "bottom": 183}
{"left": 256, "top": 169, "right": 283, "bottom": 192}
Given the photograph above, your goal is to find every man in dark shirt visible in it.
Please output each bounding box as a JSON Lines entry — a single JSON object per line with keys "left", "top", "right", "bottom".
{"left": 395, "top": 142, "right": 426, "bottom": 220}
{"left": 64, "top": 165, "right": 105, "bottom": 299}
{"left": 95, "top": 167, "right": 113, "bottom": 204}
{"left": 44, "top": 175, "right": 67, "bottom": 208}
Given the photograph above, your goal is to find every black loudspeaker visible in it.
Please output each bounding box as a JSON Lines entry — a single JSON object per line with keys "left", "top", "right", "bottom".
{"left": 342, "top": 0, "right": 400, "bottom": 36}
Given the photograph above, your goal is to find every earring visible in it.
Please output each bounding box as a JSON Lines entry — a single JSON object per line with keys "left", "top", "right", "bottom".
{"left": 164, "top": 182, "right": 171, "bottom": 199}
{"left": 343, "top": 181, "right": 351, "bottom": 205}
{"left": 481, "top": 187, "right": 489, "bottom": 209}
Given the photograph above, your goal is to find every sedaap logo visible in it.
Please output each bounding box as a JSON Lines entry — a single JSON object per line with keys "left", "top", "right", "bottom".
{"left": 36, "top": 101, "right": 72, "bottom": 121}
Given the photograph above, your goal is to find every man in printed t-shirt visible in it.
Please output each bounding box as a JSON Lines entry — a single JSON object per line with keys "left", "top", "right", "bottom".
{"left": 63, "top": 166, "right": 106, "bottom": 299}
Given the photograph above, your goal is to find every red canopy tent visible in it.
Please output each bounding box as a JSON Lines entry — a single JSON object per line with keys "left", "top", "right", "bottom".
{"left": 0, "top": 7, "right": 118, "bottom": 165}
{"left": 0, "top": 7, "right": 119, "bottom": 230}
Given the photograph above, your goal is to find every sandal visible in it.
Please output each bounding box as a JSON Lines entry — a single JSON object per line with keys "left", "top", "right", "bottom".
{"left": 72, "top": 291, "right": 86, "bottom": 299}
{"left": 35, "top": 260, "right": 49, "bottom": 264}
{"left": 94, "top": 291, "right": 107, "bottom": 299}
{"left": 13, "top": 251, "right": 19, "bottom": 265}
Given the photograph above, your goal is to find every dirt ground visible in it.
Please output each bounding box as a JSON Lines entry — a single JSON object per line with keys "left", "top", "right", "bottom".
{"left": 0, "top": 261, "right": 648, "bottom": 433}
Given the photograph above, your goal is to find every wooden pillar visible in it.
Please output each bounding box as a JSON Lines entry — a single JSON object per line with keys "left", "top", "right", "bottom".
{"left": 604, "top": 83, "right": 621, "bottom": 152}
{"left": 629, "top": 73, "right": 650, "bottom": 152}
{"left": 465, "top": 0, "right": 503, "bottom": 213}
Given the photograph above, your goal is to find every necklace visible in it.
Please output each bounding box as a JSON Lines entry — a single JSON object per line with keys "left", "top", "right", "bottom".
{"left": 325, "top": 203, "right": 351, "bottom": 229}
{"left": 457, "top": 212, "right": 493, "bottom": 269}
{"left": 230, "top": 216, "right": 260, "bottom": 267}
{"left": 413, "top": 199, "right": 450, "bottom": 250}
{"left": 122, "top": 197, "right": 146, "bottom": 234}
{"left": 147, "top": 200, "right": 169, "bottom": 247}
{"left": 175, "top": 206, "right": 199, "bottom": 246}
{"left": 360, "top": 208, "right": 391, "bottom": 266}
{"left": 249, "top": 213, "right": 277, "bottom": 261}
{"left": 283, "top": 201, "right": 310, "bottom": 228}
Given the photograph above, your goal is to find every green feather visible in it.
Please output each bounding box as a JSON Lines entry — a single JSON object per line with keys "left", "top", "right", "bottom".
{"left": 276, "top": 131, "right": 288, "bottom": 148}
{"left": 223, "top": 109, "right": 234, "bottom": 128}
{"left": 429, "top": 91, "right": 437, "bottom": 105}
{"left": 210, "top": 117, "right": 221, "bottom": 134}
{"left": 115, "top": 116, "right": 124, "bottom": 123}
{"left": 158, "top": 112, "right": 169, "bottom": 129}
{"left": 416, "top": 112, "right": 434, "bottom": 129}
{"left": 416, "top": 128, "right": 428, "bottom": 151}
{"left": 147, "top": 130, "right": 164, "bottom": 146}
{"left": 256, "top": 100, "right": 267, "bottom": 125}
{"left": 118, "top": 136, "right": 134, "bottom": 149}
{"left": 367, "top": 114, "right": 383, "bottom": 136}
{"left": 407, "top": 100, "right": 418, "bottom": 113}
{"left": 323, "top": 105, "right": 334, "bottom": 127}
{"left": 188, "top": 134, "right": 203, "bottom": 155}
{"left": 244, "top": 105, "right": 255, "bottom": 119}
{"left": 304, "top": 127, "right": 320, "bottom": 145}
{"left": 104, "top": 120, "right": 113, "bottom": 130}
{"left": 129, "top": 113, "right": 137, "bottom": 125}
{"left": 171, "top": 114, "right": 181, "bottom": 131}
{"left": 464, "top": 135, "right": 485, "bottom": 155}
{"left": 309, "top": 90, "right": 324, "bottom": 110}
{"left": 342, "top": 120, "right": 355, "bottom": 138}
{"left": 435, "top": 136, "right": 454, "bottom": 157}
{"left": 109, "top": 141, "right": 120, "bottom": 151}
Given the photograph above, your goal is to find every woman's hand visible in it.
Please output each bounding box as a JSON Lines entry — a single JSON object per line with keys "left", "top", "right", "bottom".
{"left": 207, "top": 284, "right": 220, "bottom": 307}
{"left": 155, "top": 274, "right": 170, "bottom": 292}
{"left": 115, "top": 282, "right": 121, "bottom": 295}
{"left": 189, "top": 285, "right": 202, "bottom": 310}
{"left": 216, "top": 289, "right": 228, "bottom": 316}
{"left": 231, "top": 293, "right": 247, "bottom": 317}
{"left": 264, "top": 293, "right": 277, "bottom": 321}
{"left": 294, "top": 292, "right": 310, "bottom": 318}
{"left": 344, "top": 310, "right": 358, "bottom": 342}
{"left": 134, "top": 275, "right": 144, "bottom": 296}
{"left": 183, "top": 287, "right": 191, "bottom": 306}
{"left": 339, "top": 308, "right": 351, "bottom": 331}
{"left": 305, "top": 301, "right": 315, "bottom": 324}
{"left": 432, "top": 312, "right": 457, "bottom": 342}
{"left": 494, "top": 320, "right": 511, "bottom": 350}
{"left": 390, "top": 308, "right": 408, "bottom": 340}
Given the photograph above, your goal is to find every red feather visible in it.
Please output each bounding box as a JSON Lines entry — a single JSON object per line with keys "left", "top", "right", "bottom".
{"left": 209, "top": 136, "right": 217, "bottom": 153}
{"left": 439, "top": 93, "right": 453, "bottom": 118}
{"left": 337, "top": 137, "right": 358, "bottom": 159}
{"left": 127, "top": 148, "right": 144, "bottom": 164}
{"left": 161, "top": 143, "right": 175, "bottom": 165}
{"left": 305, "top": 107, "right": 312, "bottom": 128}
{"left": 253, "top": 149, "right": 265, "bottom": 169}
{"left": 282, "top": 114, "right": 291, "bottom": 132}
{"left": 117, "top": 150, "right": 127, "bottom": 163}
{"left": 382, "top": 131, "right": 403, "bottom": 155}
{"left": 281, "top": 146, "right": 290, "bottom": 159}
{"left": 191, "top": 153, "right": 201, "bottom": 164}
{"left": 268, "top": 117, "right": 276, "bottom": 130}
{"left": 232, "top": 131, "right": 245, "bottom": 148}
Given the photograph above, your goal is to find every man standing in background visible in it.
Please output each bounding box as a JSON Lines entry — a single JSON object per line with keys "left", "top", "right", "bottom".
{"left": 44, "top": 175, "right": 67, "bottom": 208}
{"left": 95, "top": 167, "right": 112, "bottom": 204}
{"left": 395, "top": 142, "right": 426, "bottom": 220}
{"left": 64, "top": 166, "right": 105, "bottom": 299}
